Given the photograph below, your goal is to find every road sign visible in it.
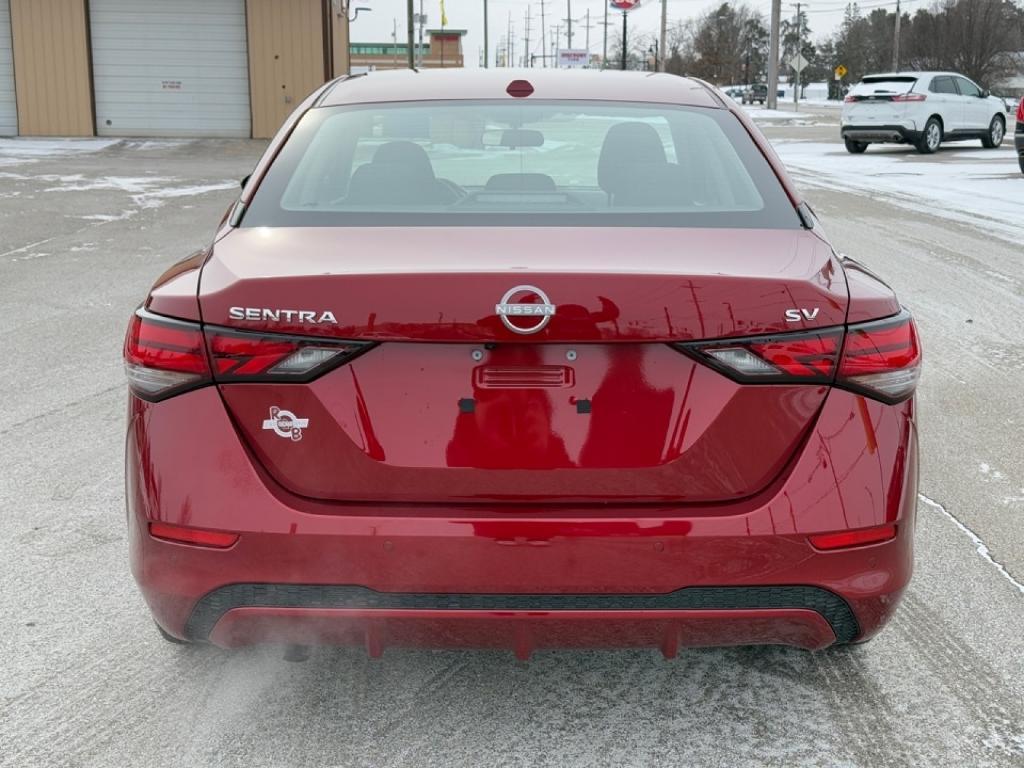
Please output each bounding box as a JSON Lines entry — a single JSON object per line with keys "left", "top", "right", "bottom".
{"left": 609, "top": 0, "right": 641, "bottom": 10}
{"left": 789, "top": 53, "right": 808, "bottom": 73}
{"left": 835, "top": 64, "right": 848, "bottom": 79}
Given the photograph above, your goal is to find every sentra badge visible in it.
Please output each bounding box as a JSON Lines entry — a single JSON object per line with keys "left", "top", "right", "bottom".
{"left": 262, "top": 406, "right": 308, "bottom": 441}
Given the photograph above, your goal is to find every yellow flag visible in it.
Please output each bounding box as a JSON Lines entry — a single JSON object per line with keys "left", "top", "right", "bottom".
{"left": 440, "top": 0, "right": 448, "bottom": 27}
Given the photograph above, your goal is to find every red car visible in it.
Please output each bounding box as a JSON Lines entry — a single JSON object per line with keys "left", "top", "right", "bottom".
{"left": 124, "top": 70, "right": 921, "bottom": 657}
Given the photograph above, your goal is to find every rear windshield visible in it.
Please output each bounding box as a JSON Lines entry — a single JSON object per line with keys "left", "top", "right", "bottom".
{"left": 851, "top": 77, "right": 917, "bottom": 96}
{"left": 243, "top": 100, "right": 800, "bottom": 229}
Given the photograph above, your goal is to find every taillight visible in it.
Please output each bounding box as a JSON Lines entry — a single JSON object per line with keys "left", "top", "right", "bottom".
{"left": 124, "top": 309, "right": 373, "bottom": 401}
{"left": 843, "top": 95, "right": 857, "bottom": 103}
{"left": 837, "top": 311, "right": 921, "bottom": 404}
{"left": 680, "top": 328, "right": 843, "bottom": 384}
{"left": 124, "top": 310, "right": 212, "bottom": 401}
{"left": 205, "top": 328, "right": 370, "bottom": 382}
{"left": 678, "top": 309, "right": 921, "bottom": 404}
{"left": 891, "top": 93, "right": 926, "bottom": 102}
{"left": 1015, "top": 98, "right": 1023, "bottom": 124}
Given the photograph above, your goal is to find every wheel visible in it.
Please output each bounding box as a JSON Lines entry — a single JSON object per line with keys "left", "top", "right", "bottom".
{"left": 916, "top": 117, "right": 942, "bottom": 154}
{"left": 155, "top": 621, "right": 190, "bottom": 644}
{"left": 844, "top": 138, "right": 868, "bottom": 154}
{"left": 981, "top": 115, "right": 1005, "bottom": 148}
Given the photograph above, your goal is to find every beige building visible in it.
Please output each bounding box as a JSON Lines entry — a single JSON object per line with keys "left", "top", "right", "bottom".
{"left": 0, "top": 0, "right": 357, "bottom": 139}
{"left": 350, "top": 29, "right": 466, "bottom": 72}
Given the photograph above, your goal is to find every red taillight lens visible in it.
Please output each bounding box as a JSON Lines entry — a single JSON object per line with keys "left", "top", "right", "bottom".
{"left": 1015, "top": 98, "right": 1023, "bottom": 123}
{"left": 809, "top": 523, "right": 897, "bottom": 551}
{"left": 678, "top": 310, "right": 921, "bottom": 404}
{"left": 844, "top": 95, "right": 857, "bottom": 103}
{"left": 681, "top": 328, "right": 843, "bottom": 384}
{"left": 891, "top": 93, "right": 926, "bottom": 102}
{"left": 149, "top": 521, "right": 239, "bottom": 548}
{"left": 837, "top": 311, "right": 921, "bottom": 403}
{"left": 205, "top": 328, "right": 369, "bottom": 382}
{"left": 124, "top": 310, "right": 212, "bottom": 401}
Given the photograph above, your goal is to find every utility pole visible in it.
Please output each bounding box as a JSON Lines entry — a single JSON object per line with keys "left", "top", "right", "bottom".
{"left": 892, "top": 0, "right": 901, "bottom": 71}
{"left": 483, "top": 0, "right": 489, "bottom": 68}
{"left": 540, "top": 0, "right": 547, "bottom": 67}
{"left": 602, "top": 2, "right": 609, "bottom": 68}
{"left": 417, "top": 0, "right": 425, "bottom": 68}
{"left": 792, "top": 2, "right": 802, "bottom": 110}
{"left": 392, "top": 18, "right": 399, "bottom": 68}
{"left": 659, "top": 0, "right": 667, "bottom": 72}
{"left": 566, "top": 0, "right": 573, "bottom": 49}
{"left": 524, "top": 6, "right": 531, "bottom": 67}
{"left": 621, "top": 11, "right": 627, "bottom": 70}
{"left": 406, "top": 0, "right": 415, "bottom": 69}
{"left": 584, "top": 9, "right": 591, "bottom": 58}
{"left": 552, "top": 23, "right": 561, "bottom": 62}
{"left": 767, "top": 0, "right": 781, "bottom": 109}
{"left": 507, "top": 12, "right": 514, "bottom": 67}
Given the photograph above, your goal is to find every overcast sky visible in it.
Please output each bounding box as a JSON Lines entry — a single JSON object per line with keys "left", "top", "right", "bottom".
{"left": 349, "top": 0, "right": 912, "bottom": 67}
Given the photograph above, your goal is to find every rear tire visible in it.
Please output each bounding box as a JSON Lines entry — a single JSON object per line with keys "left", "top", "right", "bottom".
{"left": 981, "top": 115, "right": 1005, "bottom": 148}
{"left": 844, "top": 138, "right": 868, "bottom": 154}
{"left": 916, "top": 118, "right": 942, "bottom": 154}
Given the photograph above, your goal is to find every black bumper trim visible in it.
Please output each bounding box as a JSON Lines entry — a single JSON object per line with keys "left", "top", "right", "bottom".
{"left": 842, "top": 124, "right": 920, "bottom": 143}
{"left": 185, "top": 584, "right": 860, "bottom": 644}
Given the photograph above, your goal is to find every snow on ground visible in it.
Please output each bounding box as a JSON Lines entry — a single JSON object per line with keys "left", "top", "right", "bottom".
{"left": 773, "top": 141, "right": 1024, "bottom": 243}
{"left": 0, "top": 138, "right": 121, "bottom": 167}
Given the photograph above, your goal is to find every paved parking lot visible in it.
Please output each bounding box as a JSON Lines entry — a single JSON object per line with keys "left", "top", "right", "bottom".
{"left": 2, "top": 110, "right": 1023, "bottom": 767}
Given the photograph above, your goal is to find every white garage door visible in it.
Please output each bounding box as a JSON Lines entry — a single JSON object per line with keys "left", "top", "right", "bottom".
{"left": 90, "top": 0, "right": 251, "bottom": 137}
{"left": 0, "top": 0, "right": 16, "bottom": 136}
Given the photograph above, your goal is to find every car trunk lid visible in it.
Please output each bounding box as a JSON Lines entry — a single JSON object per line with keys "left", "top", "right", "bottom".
{"left": 198, "top": 226, "right": 847, "bottom": 505}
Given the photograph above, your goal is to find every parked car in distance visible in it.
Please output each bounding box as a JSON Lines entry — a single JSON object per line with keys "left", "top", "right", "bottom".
{"left": 723, "top": 86, "right": 746, "bottom": 100}
{"left": 1015, "top": 97, "right": 1024, "bottom": 173}
{"left": 841, "top": 71, "right": 1007, "bottom": 154}
{"left": 742, "top": 84, "right": 767, "bottom": 104}
{"left": 124, "top": 69, "right": 922, "bottom": 657}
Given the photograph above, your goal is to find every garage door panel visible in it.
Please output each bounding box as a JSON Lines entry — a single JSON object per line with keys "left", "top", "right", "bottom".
{"left": 0, "top": 0, "right": 15, "bottom": 136}
{"left": 90, "top": 0, "right": 250, "bottom": 137}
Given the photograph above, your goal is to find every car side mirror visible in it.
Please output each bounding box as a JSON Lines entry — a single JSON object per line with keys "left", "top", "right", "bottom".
{"left": 241, "top": 173, "right": 252, "bottom": 190}
{"left": 981, "top": 89, "right": 991, "bottom": 98}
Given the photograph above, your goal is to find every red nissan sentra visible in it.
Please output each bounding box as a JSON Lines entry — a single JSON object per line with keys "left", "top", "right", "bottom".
{"left": 124, "top": 70, "right": 920, "bottom": 657}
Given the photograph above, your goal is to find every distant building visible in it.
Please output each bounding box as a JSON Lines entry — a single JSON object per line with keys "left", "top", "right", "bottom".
{"left": 350, "top": 29, "right": 467, "bottom": 72}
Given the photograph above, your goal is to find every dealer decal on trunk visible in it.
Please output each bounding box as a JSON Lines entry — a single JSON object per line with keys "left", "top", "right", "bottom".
{"left": 262, "top": 406, "right": 309, "bottom": 441}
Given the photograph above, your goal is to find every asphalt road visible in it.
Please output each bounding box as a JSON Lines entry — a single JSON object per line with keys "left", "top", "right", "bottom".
{"left": 2, "top": 114, "right": 1023, "bottom": 768}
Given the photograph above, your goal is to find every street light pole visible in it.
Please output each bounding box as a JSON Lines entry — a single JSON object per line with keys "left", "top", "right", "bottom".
{"left": 766, "top": 0, "right": 781, "bottom": 110}
{"left": 484, "top": 0, "right": 489, "bottom": 68}
{"left": 892, "top": 0, "right": 901, "bottom": 71}
{"left": 620, "top": 11, "right": 627, "bottom": 71}
{"left": 792, "top": 2, "right": 802, "bottom": 111}
{"left": 659, "top": 0, "right": 667, "bottom": 72}
{"left": 406, "top": 0, "right": 415, "bottom": 68}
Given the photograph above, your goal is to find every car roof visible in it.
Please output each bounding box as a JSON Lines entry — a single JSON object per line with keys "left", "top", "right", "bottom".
{"left": 318, "top": 68, "right": 723, "bottom": 109}
{"left": 860, "top": 71, "right": 965, "bottom": 80}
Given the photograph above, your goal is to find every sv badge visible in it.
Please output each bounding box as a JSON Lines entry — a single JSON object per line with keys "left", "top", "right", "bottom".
{"left": 785, "top": 308, "right": 820, "bottom": 322}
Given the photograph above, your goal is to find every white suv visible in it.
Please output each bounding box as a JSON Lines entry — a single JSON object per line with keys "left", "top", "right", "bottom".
{"left": 840, "top": 71, "right": 1006, "bottom": 154}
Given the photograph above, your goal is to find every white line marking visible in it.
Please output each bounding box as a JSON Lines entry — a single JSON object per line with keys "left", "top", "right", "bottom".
{"left": 919, "top": 493, "right": 1024, "bottom": 595}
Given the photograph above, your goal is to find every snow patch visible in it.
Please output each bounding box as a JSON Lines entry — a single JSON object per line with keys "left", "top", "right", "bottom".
{"left": 774, "top": 141, "right": 1024, "bottom": 244}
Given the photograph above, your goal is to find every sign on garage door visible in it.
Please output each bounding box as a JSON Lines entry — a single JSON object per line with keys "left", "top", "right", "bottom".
{"left": 0, "top": 0, "right": 16, "bottom": 136}
{"left": 89, "top": 0, "right": 251, "bottom": 137}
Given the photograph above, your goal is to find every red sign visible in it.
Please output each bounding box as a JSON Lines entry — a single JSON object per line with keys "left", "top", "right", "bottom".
{"left": 609, "top": 0, "right": 640, "bottom": 9}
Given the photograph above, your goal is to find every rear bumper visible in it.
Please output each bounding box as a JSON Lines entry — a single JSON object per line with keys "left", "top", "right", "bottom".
{"left": 841, "top": 124, "right": 919, "bottom": 143}
{"left": 127, "top": 387, "right": 918, "bottom": 654}
{"left": 1015, "top": 130, "right": 1024, "bottom": 159}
